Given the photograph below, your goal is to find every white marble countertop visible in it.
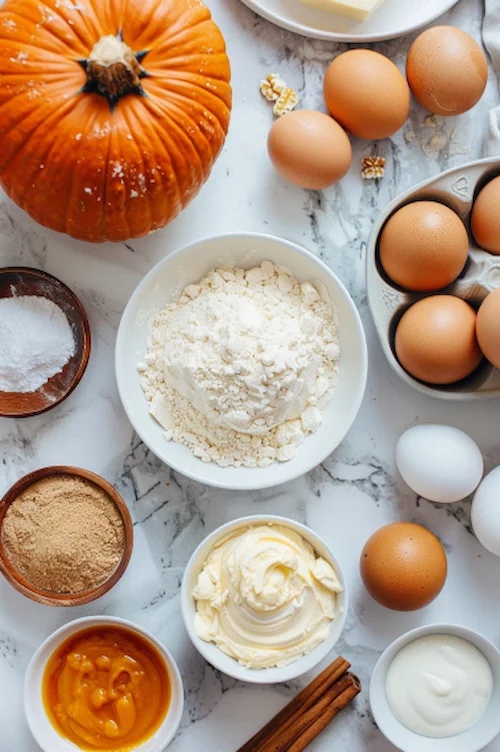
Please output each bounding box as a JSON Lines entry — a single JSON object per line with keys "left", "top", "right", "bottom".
{"left": 1, "top": 0, "right": 500, "bottom": 750}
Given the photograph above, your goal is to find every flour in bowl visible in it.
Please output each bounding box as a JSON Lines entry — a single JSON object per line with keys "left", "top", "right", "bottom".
{"left": 139, "top": 261, "right": 340, "bottom": 468}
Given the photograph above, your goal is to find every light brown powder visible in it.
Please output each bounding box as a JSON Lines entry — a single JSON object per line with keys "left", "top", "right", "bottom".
{"left": 1, "top": 474, "right": 125, "bottom": 594}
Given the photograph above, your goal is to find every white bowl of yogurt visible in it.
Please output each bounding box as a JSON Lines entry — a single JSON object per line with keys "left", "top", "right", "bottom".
{"left": 115, "top": 232, "right": 367, "bottom": 490}
{"left": 370, "top": 624, "right": 500, "bottom": 752}
{"left": 180, "top": 515, "right": 348, "bottom": 684}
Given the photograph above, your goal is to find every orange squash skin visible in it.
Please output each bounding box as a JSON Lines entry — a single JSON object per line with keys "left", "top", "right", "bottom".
{"left": 0, "top": 0, "right": 231, "bottom": 242}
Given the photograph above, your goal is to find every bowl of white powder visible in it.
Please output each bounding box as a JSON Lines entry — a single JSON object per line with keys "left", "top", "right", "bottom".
{"left": 116, "top": 233, "right": 367, "bottom": 489}
{"left": 0, "top": 268, "right": 90, "bottom": 418}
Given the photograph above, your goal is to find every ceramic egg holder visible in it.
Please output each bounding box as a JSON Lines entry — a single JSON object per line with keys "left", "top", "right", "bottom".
{"left": 367, "top": 157, "right": 500, "bottom": 401}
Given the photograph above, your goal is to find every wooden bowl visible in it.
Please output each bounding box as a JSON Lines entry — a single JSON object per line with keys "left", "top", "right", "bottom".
{"left": 0, "top": 268, "right": 91, "bottom": 417}
{"left": 0, "top": 467, "right": 134, "bottom": 606}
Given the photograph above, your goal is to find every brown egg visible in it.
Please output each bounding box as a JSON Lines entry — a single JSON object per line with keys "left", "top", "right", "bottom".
{"left": 471, "top": 176, "right": 500, "bottom": 254}
{"left": 380, "top": 201, "right": 469, "bottom": 291}
{"left": 267, "top": 110, "right": 352, "bottom": 190}
{"left": 477, "top": 288, "right": 500, "bottom": 369}
{"left": 395, "top": 296, "right": 483, "bottom": 385}
{"left": 324, "top": 50, "right": 410, "bottom": 140}
{"left": 360, "top": 522, "right": 447, "bottom": 611}
{"left": 406, "top": 26, "right": 488, "bottom": 116}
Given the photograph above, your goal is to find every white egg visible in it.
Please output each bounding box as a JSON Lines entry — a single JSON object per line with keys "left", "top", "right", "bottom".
{"left": 472, "top": 467, "right": 500, "bottom": 556}
{"left": 396, "top": 424, "right": 484, "bottom": 503}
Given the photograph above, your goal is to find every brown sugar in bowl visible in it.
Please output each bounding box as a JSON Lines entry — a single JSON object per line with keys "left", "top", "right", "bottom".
{"left": 0, "top": 467, "right": 133, "bottom": 606}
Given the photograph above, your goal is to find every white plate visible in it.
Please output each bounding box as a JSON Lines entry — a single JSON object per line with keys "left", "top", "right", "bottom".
{"left": 115, "top": 233, "right": 367, "bottom": 491}
{"left": 239, "top": 0, "right": 459, "bottom": 42}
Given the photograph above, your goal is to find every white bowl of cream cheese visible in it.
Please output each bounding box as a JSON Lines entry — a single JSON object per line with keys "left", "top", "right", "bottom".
{"left": 115, "top": 232, "right": 367, "bottom": 490}
{"left": 370, "top": 624, "right": 500, "bottom": 752}
{"left": 180, "top": 515, "right": 348, "bottom": 683}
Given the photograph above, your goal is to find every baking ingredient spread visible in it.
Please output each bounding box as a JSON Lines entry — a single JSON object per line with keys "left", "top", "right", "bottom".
{"left": 386, "top": 634, "right": 493, "bottom": 738}
{"left": 1, "top": 475, "right": 124, "bottom": 594}
{"left": 43, "top": 625, "right": 171, "bottom": 750}
{"left": 139, "top": 262, "right": 340, "bottom": 468}
{"left": 192, "top": 524, "right": 343, "bottom": 669}
{"left": 0, "top": 295, "right": 75, "bottom": 393}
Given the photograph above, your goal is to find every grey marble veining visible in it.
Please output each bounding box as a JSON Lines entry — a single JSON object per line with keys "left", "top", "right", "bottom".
{"left": 1, "top": 0, "right": 500, "bottom": 749}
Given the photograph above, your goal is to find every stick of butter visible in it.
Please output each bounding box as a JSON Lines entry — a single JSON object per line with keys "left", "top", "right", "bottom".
{"left": 299, "top": 0, "right": 386, "bottom": 20}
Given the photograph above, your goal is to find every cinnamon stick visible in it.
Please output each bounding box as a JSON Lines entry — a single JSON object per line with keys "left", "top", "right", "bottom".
{"left": 237, "top": 657, "right": 350, "bottom": 752}
{"left": 287, "top": 673, "right": 362, "bottom": 752}
{"left": 260, "top": 672, "right": 356, "bottom": 752}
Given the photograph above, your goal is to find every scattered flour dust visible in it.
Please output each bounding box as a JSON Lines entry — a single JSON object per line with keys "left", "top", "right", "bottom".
{"left": 139, "top": 261, "right": 340, "bottom": 468}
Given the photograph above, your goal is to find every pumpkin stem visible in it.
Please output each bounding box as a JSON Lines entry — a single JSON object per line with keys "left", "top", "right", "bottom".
{"left": 85, "top": 35, "right": 144, "bottom": 105}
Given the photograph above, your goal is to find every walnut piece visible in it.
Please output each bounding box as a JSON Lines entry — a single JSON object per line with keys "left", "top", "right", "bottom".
{"left": 260, "top": 73, "right": 286, "bottom": 102}
{"left": 361, "top": 156, "right": 386, "bottom": 179}
{"left": 273, "top": 87, "right": 299, "bottom": 117}
{"left": 260, "top": 73, "right": 299, "bottom": 116}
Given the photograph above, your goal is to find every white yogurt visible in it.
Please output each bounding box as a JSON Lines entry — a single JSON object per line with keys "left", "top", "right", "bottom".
{"left": 386, "top": 634, "right": 493, "bottom": 738}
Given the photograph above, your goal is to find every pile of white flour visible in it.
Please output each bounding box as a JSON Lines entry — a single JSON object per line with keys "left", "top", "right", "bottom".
{"left": 139, "top": 261, "right": 340, "bottom": 468}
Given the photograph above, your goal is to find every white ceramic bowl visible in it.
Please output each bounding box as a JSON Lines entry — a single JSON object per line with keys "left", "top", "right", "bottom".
{"left": 181, "top": 514, "right": 348, "bottom": 684}
{"left": 370, "top": 624, "right": 500, "bottom": 752}
{"left": 116, "top": 233, "right": 367, "bottom": 490}
{"left": 24, "top": 616, "right": 184, "bottom": 752}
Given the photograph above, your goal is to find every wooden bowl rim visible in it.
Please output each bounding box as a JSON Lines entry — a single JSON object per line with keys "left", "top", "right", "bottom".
{"left": 0, "top": 466, "right": 134, "bottom": 606}
{"left": 0, "top": 267, "right": 91, "bottom": 418}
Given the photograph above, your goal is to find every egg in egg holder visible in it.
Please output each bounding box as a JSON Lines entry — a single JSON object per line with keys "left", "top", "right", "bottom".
{"left": 367, "top": 156, "right": 500, "bottom": 400}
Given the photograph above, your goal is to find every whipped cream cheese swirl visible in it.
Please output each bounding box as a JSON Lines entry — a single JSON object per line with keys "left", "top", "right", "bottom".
{"left": 193, "top": 524, "right": 343, "bottom": 669}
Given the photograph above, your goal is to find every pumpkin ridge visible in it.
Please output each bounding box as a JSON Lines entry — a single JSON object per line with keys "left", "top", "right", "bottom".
{"left": 143, "top": 14, "right": 211, "bottom": 52}
{"left": 137, "top": 95, "right": 204, "bottom": 186}
{"left": 63, "top": 107, "right": 111, "bottom": 240}
{"left": 149, "top": 98, "right": 227, "bottom": 163}
{"left": 96, "top": 109, "right": 116, "bottom": 239}
{"left": 85, "top": 0, "right": 123, "bottom": 34}
{"left": 143, "top": 98, "right": 206, "bottom": 180}
{"left": 0, "top": 95, "right": 77, "bottom": 178}
{"left": 146, "top": 55, "right": 231, "bottom": 80}
{"left": 104, "top": 124, "right": 133, "bottom": 240}
{"left": 3, "top": 3, "right": 94, "bottom": 58}
{"left": 119, "top": 107, "right": 170, "bottom": 222}
{"left": 144, "top": 79, "right": 231, "bottom": 138}
{"left": 146, "top": 70, "right": 232, "bottom": 98}
{"left": 37, "top": 0, "right": 102, "bottom": 41}
{"left": 40, "top": 1, "right": 99, "bottom": 53}
{"left": 0, "top": 98, "right": 79, "bottom": 207}
{"left": 63, "top": 129, "right": 96, "bottom": 238}
{"left": 119, "top": 106, "right": 181, "bottom": 232}
{"left": 0, "top": 10, "right": 81, "bottom": 57}
{"left": 0, "top": 43, "right": 79, "bottom": 68}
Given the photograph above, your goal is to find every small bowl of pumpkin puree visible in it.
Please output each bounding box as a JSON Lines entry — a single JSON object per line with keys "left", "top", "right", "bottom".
{"left": 24, "top": 616, "right": 184, "bottom": 752}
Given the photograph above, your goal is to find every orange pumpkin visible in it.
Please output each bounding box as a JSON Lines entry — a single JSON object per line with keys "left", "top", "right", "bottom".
{"left": 0, "top": 0, "right": 231, "bottom": 242}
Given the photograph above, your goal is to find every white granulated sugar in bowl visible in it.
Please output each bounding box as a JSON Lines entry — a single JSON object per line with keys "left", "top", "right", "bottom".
{"left": 139, "top": 261, "right": 340, "bottom": 469}
{"left": 0, "top": 295, "right": 75, "bottom": 393}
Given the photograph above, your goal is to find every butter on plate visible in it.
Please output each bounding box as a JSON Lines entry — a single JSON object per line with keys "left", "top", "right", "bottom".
{"left": 299, "top": 0, "right": 386, "bottom": 20}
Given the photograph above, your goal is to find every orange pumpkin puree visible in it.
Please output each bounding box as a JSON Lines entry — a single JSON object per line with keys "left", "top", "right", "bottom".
{"left": 43, "top": 626, "right": 171, "bottom": 751}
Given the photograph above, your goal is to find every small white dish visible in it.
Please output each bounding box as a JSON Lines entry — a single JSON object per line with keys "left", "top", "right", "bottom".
{"left": 237, "top": 0, "right": 459, "bottom": 42}
{"left": 24, "top": 615, "right": 184, "bottom": 752}
{"left": 181, "top": 514, "right": 348, "bottom": 684}
{"left": 370, "top": 624, "right": 500, "bottom": 752}
{"left": 115, "top": 232, "right": 367, "bottom": 491}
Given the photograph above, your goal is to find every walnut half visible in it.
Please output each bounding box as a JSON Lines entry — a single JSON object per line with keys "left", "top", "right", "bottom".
{"left": 362, "top": 156, "right": 386, "bottom": 179}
